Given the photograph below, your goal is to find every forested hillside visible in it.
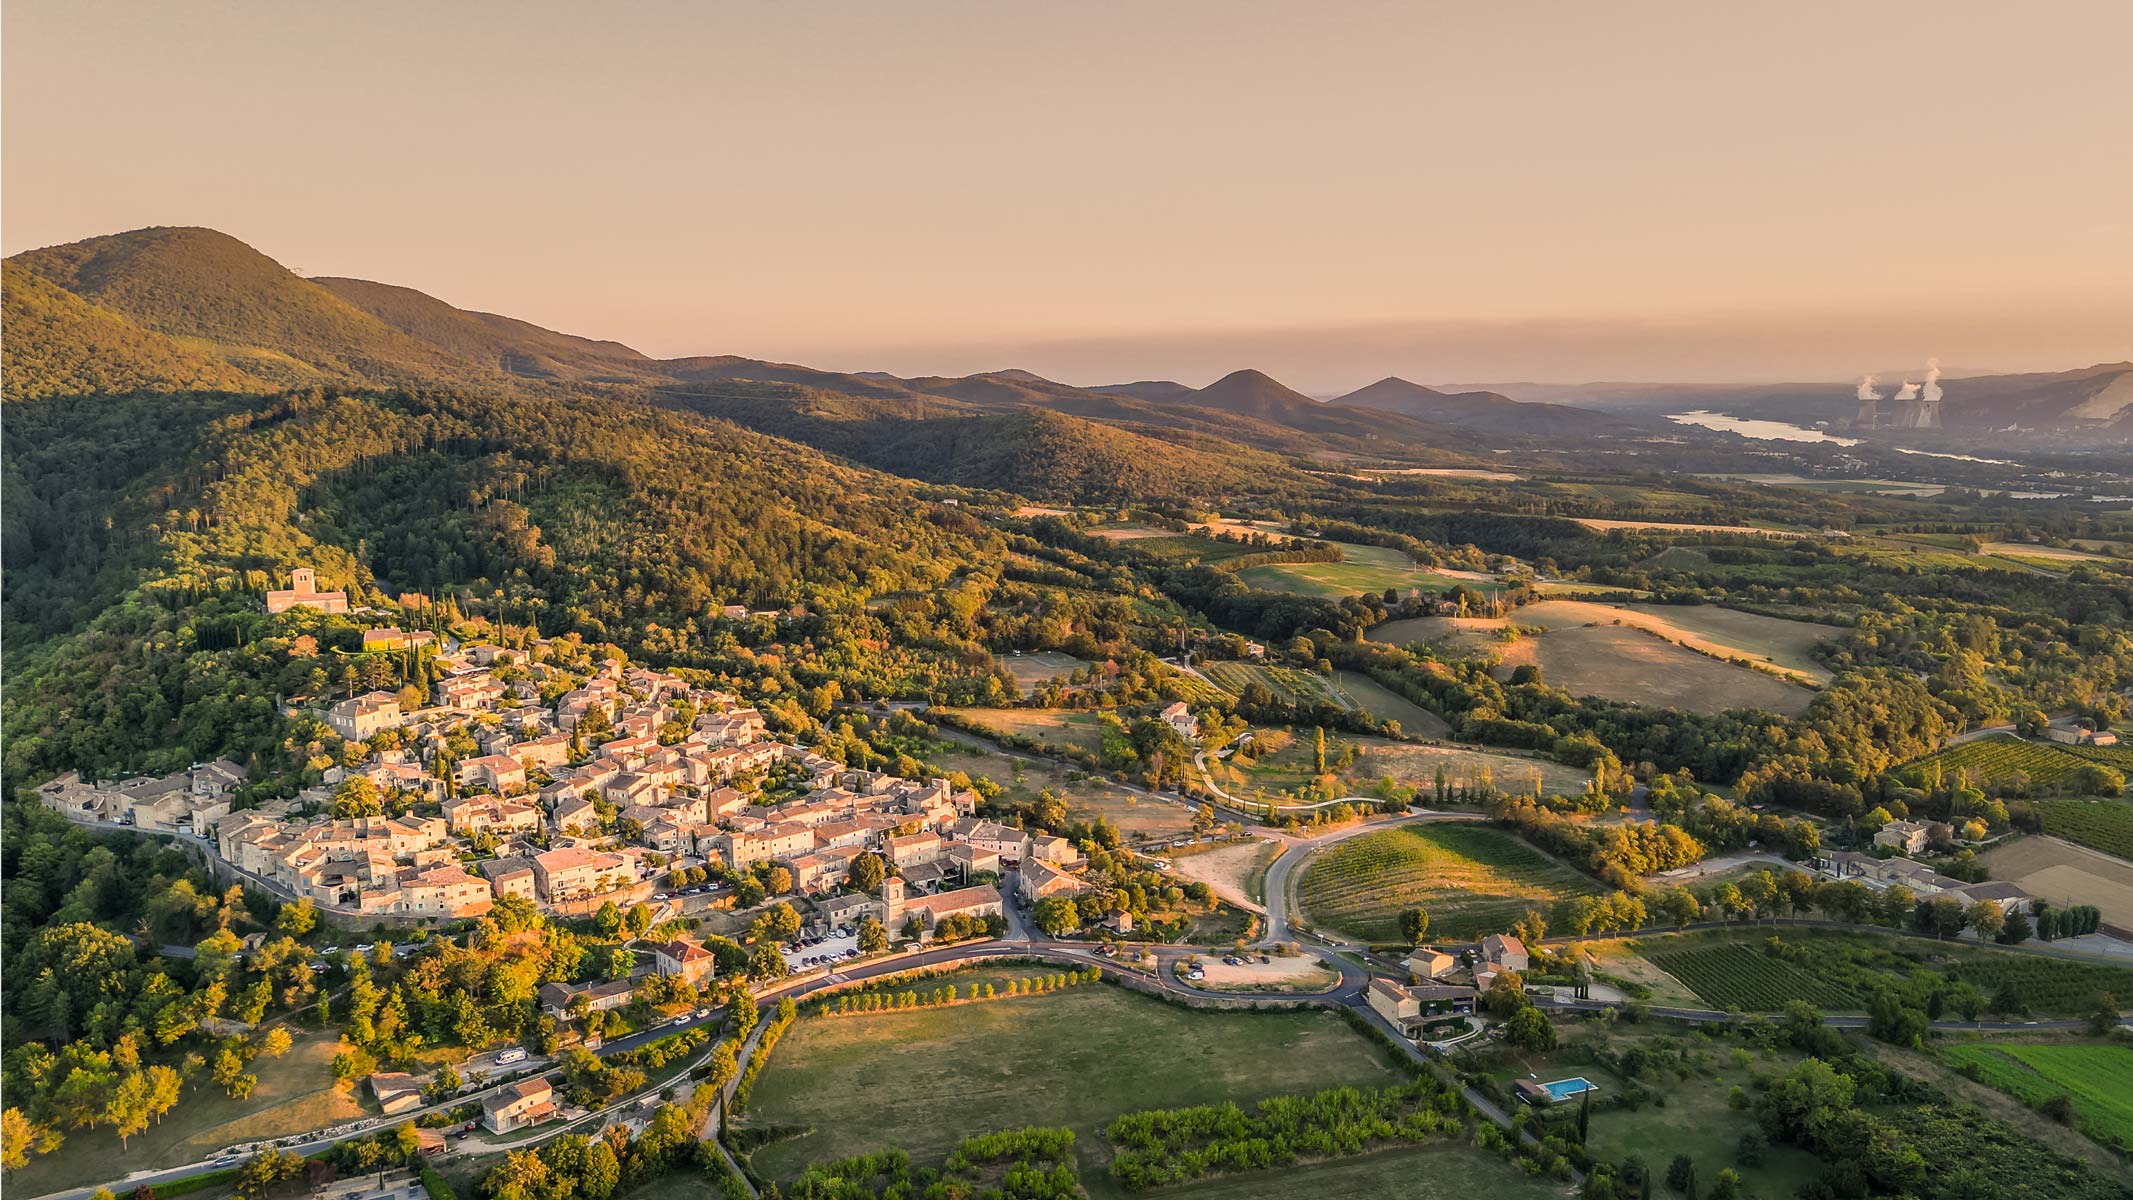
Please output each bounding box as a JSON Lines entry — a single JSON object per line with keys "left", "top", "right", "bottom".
{"left": 0, "top": 384, "right": 1007, "bottom": 797}
{"left": 656, "top": 390, "right": 1306, "bottom": 503}
{"left": 1, "top": 262, "right": 268, "bottom": 399}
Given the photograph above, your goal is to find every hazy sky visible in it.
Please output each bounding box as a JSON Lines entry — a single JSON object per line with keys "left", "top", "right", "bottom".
{"left": 6, "top": 1, "right": 2130, "bottom": 389}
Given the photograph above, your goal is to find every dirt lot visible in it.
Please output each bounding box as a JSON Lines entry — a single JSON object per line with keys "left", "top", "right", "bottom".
{"left": 1192, "top": 954, "right": 1341, "bottom": 992}
{"left": 1981, "top": 835, "right": 2133, "bottom": 928}
{"left": 1170, "top": 839, "right": 1280, "bottom": 908}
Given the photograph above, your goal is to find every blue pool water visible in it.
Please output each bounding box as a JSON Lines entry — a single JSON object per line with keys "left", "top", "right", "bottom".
{"left": 1540, "top": 1077, "right": 1597, "bottom": 1102}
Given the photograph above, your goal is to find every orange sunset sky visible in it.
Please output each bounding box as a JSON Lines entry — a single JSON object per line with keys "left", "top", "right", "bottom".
{"left": 5, "top": 1, "right": 2129, "bottom": 389}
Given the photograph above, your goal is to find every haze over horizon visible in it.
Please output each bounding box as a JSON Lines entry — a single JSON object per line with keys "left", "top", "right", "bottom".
{"left": 6, "top": 0, "right": 2130, "bottom": 389}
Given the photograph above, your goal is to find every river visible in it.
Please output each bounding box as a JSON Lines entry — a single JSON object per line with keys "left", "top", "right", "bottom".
{"left": 1667, "top": 410, "right": 1859, "bottom": 445}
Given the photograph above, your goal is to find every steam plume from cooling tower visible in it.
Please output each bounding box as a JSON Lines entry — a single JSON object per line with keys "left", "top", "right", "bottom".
{"left": 1922, "top": 357, "right": 1942, "bottom": 406}
{"left": 1856, "top": 375, "right": 1883, "bottom": 401}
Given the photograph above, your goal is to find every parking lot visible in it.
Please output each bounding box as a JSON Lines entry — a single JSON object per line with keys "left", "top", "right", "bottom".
{"left": 649, "top": 883, "right": 732, "bottom": 915}
{"left": 784, "top": 932, "right": 860, "bottom": 971}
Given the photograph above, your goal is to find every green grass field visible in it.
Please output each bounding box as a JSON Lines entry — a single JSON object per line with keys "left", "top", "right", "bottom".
{"left": 1477, "top": 1024, "right": 1823, "bottom": 1199}
{"left": 1235, "top": 543, "right": 1495, "bottom": 600}
{"left": 1942, "top": 1042, "right": 2133, "bottom": 1150}
{"left": 736, "top": 975, "right": 1409, "bottom": 1194}
{"left": 1329, "top": 671, "right": 1452, "bottom": 737}
{"left": 1296, "top": 823, "right": 1601, "bottom": 942}
{"left": 942, "top": 707, "right": 1111, "bottom": 756}
{"left": 995, "top": 650, "right": 1090, "bottom": 695}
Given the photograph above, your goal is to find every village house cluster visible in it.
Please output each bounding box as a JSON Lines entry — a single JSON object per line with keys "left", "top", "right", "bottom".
{"left": 38, "top": 572, "right": 1111, "bottom": 948}
{"left": 1817, "top": 832, "right": 2035, "bottom": 914}
{"left": 1365, "top": 932, "right": 1530, "bottom": 1037}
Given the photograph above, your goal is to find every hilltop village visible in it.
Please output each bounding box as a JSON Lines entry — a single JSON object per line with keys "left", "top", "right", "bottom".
{"left": 35, "top": 571, "right": 1085, "bottom": 948}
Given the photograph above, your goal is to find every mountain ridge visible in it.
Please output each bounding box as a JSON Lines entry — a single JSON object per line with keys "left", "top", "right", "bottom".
{"left": 1333, "top": 375, "right": 1633, "bottom": 437}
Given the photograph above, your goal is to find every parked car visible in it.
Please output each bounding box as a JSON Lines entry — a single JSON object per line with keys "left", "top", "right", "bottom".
{"left": 495, "top": 1047, "right": 528, "bottom": 1066}
{"left": 670, "top": 1015, "right": 689, "bottom": 1027}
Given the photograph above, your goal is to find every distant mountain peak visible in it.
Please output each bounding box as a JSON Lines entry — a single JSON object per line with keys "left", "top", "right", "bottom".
{"left": 985, "top": 368, "right": 1053, "bottom": 384}
{"left": 1192, "top": 368, "right": 1321, "bottom": 414}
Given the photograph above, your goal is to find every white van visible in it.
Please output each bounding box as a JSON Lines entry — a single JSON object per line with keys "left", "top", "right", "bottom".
{"left": 495, "top": 1048, "right": 527, "bottom": 1066}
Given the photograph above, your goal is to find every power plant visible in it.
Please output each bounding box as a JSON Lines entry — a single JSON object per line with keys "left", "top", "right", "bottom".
{"left": 1851, "top": 360, "right": 1942, "bottom": 430}
{"left": 1854, "top": 375, "right": 1881, "bottom": 427}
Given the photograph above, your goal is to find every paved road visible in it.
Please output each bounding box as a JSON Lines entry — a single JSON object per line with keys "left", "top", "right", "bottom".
{"left": 1256, "top": 808, "right": 1486, "bottom": 946}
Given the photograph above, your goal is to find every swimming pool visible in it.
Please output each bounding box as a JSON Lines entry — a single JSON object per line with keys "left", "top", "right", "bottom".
{"left": 1540, "top": 1077, "right": 1598, "bottom": 1102}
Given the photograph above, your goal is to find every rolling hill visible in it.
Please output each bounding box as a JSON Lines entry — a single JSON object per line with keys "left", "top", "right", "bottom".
{"left": 313, "top": 276, "right": 660, "bottom": 383}
{"left": 1332, "top": 376, "right": 1630, "bottom": 437}
{"left": 6, "top": 227, "right": 471, "bottom": 387}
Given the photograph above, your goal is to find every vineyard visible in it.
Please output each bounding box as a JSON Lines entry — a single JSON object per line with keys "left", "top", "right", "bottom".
{"left": 1942, "top": 953, "right": 2133, "bottom": 1014}
{"left": 2031, "top": 799, "right": 2133, "bottom": 861}
{"left": 1639, "top": 940, "right": 1863, "bottom": 1011}
{"left": 1903, "top": 735, "right": 2126, "bottom": 794}
{"left": 1942, "top": 1043, "right": 2133, "bottom": 1149}
{"left": 1296, "top": 823, "right": 1600, "bottom": 942}
{"left": 1203, "top": 660, "right": 1348, "bottom": 708}
{"left": 2069, "top": 743, "right": 2133, "bottom": 772}
{"left": 1636, "top": 929, "right": 2133, "bottom": 1016}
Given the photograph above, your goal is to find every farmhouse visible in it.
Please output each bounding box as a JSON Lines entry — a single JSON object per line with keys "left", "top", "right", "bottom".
{"left": 1406, "top": 947, "right": 1457, "bottom": 980}
{"left": 1873, "top": 820, "right": 1932, "bottom": 855}
{"left": 482, "top": 1077, "right": 557, "bottom": 1134}
{"left": 1479, "top": 933, "right": 1530, "bottom": 972}
{"left": 1951, "top": 880, "right": 2034, "bottom": 914}
{"left": 368, "top": 1072, "right": 426, "bottom": 1115}
{"left": 1160, "top": 701, "right": 1198, "bottom": 739}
